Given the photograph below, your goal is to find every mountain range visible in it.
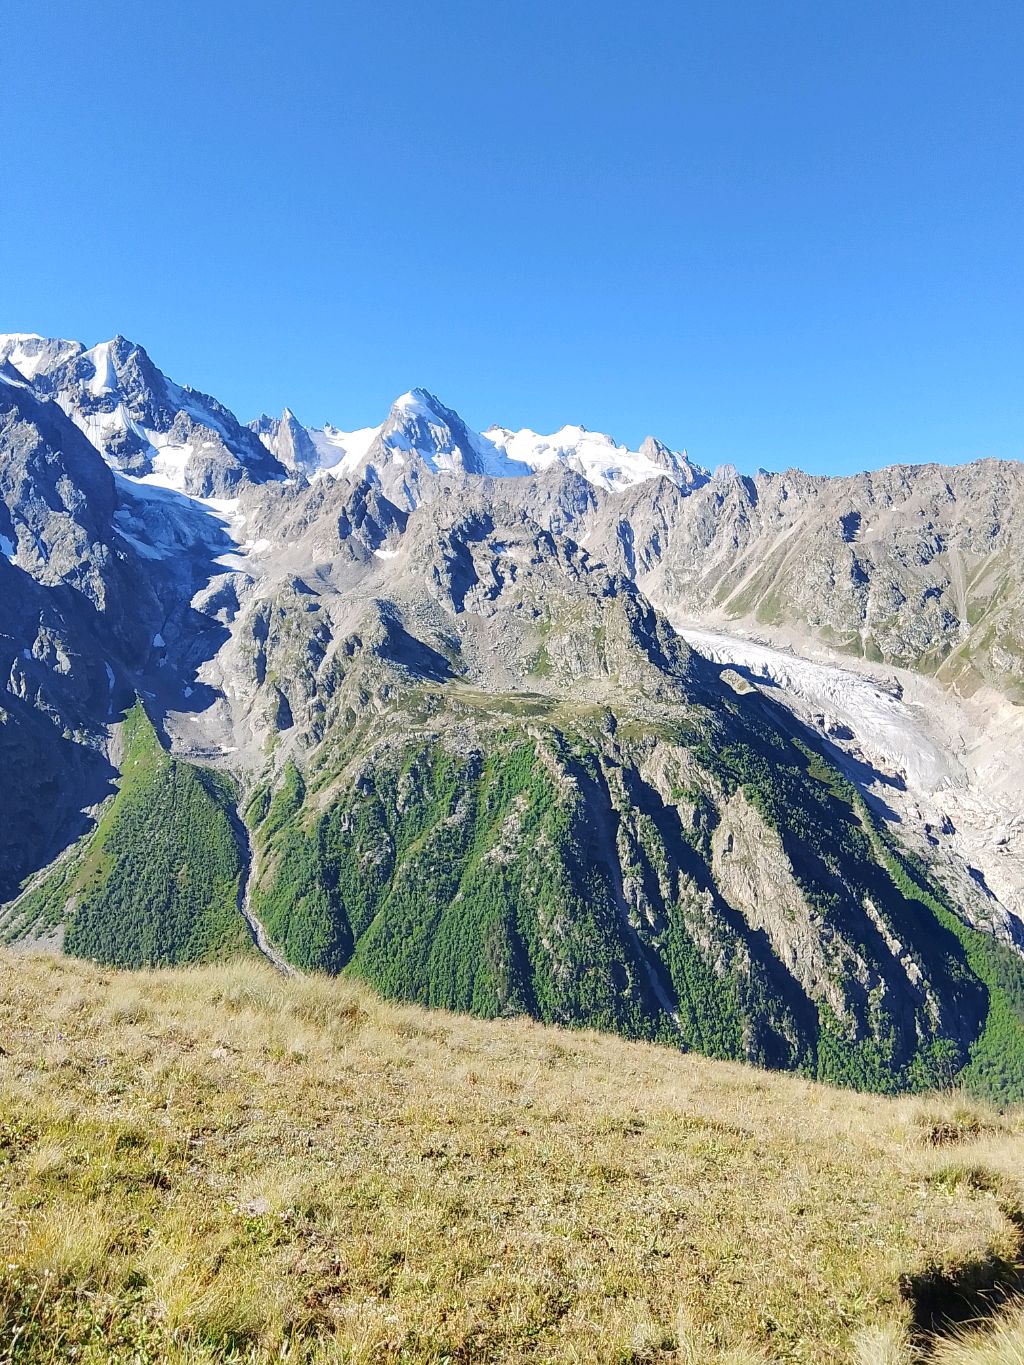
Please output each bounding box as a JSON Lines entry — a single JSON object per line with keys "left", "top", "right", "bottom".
{"left": 2, "top": 330, "right": 1023, "bottom": 1099}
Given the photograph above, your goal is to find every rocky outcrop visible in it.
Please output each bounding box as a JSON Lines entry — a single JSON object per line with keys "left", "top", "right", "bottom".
{"left": 250, "top": 408, "right": 319, "bottom": 474}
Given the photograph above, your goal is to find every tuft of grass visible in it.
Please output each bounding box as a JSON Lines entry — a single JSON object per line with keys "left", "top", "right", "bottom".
{"left": 0, "top": 951, "right": 1022, "bottom": 1362}
{"left": 913, "top": 1093, "right": 995, "bottom": 1147}
{"left": 930, "top": 1301, "right": 1024, "bottom": 1364}
{"left": 852, "top": 1321, "right": 913, "bottom": 1365}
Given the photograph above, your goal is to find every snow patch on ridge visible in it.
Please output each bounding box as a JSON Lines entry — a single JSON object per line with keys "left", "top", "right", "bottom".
{"left": 0, "top": 333, "right": 81, "bottom": 380}
{"left": 85, "top": 341, "right": 114, "bottom": 396}
{"left": 310, "top": 424, "right": 383, "bottom": 476}
{"left": 481, "top": 424, "right": 698, "bottom": 492}
{"left": 63, "top": 399, "right": 200, "bottom": 491}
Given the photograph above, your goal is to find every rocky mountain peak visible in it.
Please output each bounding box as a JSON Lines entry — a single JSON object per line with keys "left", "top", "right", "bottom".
{"left": 636, "top": 435, "right": 704, "bottom": 487}
{"left": 637, "top": 434, "right": 673, "bottom": 464}
{"left": 250, "top": 407, "right": 318, "bottom": 473}
{"left": 3, "top": 333, "right": 286, "bottom": 497}
{"left": 382, "top": 389, "right": 463, "bottom": 442}
{"left": 368, "top": 388, "right": 505, "bottom": 485}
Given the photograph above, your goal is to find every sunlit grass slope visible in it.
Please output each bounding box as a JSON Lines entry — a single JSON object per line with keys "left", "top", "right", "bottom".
{"left": 0, "top": 952, "right": 1022, "bottom": 1363}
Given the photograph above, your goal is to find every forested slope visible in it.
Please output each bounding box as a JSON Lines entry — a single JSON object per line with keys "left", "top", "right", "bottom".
{"left": 1, "top": 703, "right": 251, "bottom": 967}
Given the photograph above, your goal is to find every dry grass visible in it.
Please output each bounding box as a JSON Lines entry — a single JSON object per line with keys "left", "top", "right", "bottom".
{"left": 930, "top": 1302, "right": 1024, "bottom": 1364}
{"left": 0, "top": 951, "right": 1022, "bottom": 1363}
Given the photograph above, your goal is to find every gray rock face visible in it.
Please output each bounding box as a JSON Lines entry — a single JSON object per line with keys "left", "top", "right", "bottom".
{"left": 0, "top": 372, "right": 150, "bottom": 894}
{"left": 250, "top": 408, "right": 319, "bottom": 474}
{"left": 573, "top": 459, "right": 1024, "bottom": 700}
{"left": 0, "top": 370, "right": 128, "bottom": 626}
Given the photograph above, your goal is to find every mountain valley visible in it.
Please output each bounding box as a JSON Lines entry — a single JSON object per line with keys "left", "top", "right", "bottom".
{"left": 2, "top": 331, "right": 1023, "bottom": 1102}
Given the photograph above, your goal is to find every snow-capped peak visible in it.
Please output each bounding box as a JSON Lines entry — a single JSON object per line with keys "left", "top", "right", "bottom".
{"left": 391, "top": 387, "right": 441, "bottom": 418}
{"left": 0, "top": 333, "right": 83, "bottom": 381}
{"left": 480, "top": 422, "right": 706, "bottom": 493}
{"left": 301, "top": 388, "right": 706, "bottom": 493}
{"left": 375, "top": 388, "right": 531, "bottom": 479}
{"left": 6, "top": 332, "right": 705, "bottom": 499}
{"left": 4, "top": 332, "right": 285, "bottom": 500}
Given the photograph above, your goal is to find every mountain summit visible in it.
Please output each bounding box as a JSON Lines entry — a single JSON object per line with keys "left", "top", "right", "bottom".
{"left": 0, "top": 332, "right": 284, "bottom": 496}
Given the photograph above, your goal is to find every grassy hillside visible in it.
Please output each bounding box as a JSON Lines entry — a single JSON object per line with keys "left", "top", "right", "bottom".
{"left": 1, "top": 702, "right": 251, "bottom": 966}
{"left": 0, "top": 952, "right": 1022, "bottom": 1363}
{"left": 247, "top": 688, "right": 1024, "bottom": 1100}
{"left": 7, "top": 688, "right": 1024, "bottom": 1105}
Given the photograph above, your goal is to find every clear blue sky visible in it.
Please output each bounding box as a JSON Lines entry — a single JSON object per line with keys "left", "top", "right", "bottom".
{"left": 2, "top": 1, "right": 1021, "bottom": 475}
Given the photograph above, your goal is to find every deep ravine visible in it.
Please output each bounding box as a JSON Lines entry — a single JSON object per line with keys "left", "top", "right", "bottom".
{"left": 233, "top": 808, "right": 296, "bottom": 977}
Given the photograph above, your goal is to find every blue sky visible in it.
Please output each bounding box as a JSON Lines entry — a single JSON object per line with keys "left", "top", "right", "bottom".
{"left": 2, "top": 1, "right": 1021, "bottom": 475}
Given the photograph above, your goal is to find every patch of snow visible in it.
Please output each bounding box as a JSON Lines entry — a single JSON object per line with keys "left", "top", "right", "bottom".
{"left": 148, "top": 443, "right": 193, "bottom": 490}
{"left": 483, "top": 425, "right": 693, "bottom": 491}
{"left": 214, "top": 552, "right": 251, "bottom": 573}
{"left": 84, "top": 340, "right": 114, "bottom": 396}
{"left": 71, "top": 402, "right": 133, "bottom": 453}
{"left": 392, "top": 390, "right": 438, "bottom": 419}
{"left": 466, "top": 429, "right": 532, "bottom": 478}
{"left": 310, "top": 424, "right": 382, "bottom": 476}
{"left": 0, "top": 333, "right": 79, "bottom": 380}
{"left": 152, "top": 633, "right": 165, "bottom": 648}
{"left": 373, "top": 547, "right": 400, "bottom": 560}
